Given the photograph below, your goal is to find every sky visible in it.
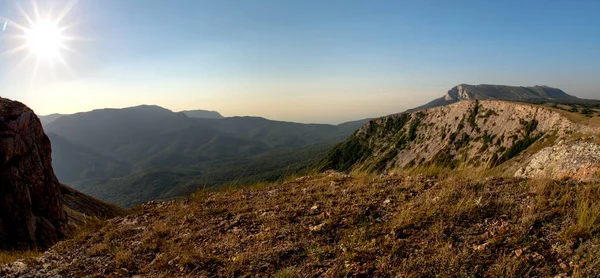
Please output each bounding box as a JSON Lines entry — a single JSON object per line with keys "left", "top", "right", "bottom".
{"left": 0, "top": 0, "right": 599, "bottom": 124}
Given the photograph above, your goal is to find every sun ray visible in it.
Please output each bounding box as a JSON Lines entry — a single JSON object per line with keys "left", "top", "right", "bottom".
{"left": 31, "top": 0, "right": 41, "bottom": 22}
{"left": 0, "top": 17, "right": 30, "bottom": 32}
{"left": 12, "top": 52, "right": 33, "bottom": 72}
{"left": 30, "top": 56, "right": 40, "bottom": 82}
{"left": 54, "top": 0, "right": 78, "bottom": 26}
{"left": 56, "top": 53, "right": 76, "bottom": 78}
{"left": 15, "top": 1, "right": 35, "bottom": 27}
{"left": 0, "top": 44, "right": 29, "bottom": 57}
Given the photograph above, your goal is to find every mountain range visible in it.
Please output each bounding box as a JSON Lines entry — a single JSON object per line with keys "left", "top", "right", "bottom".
{"left": 43, "top": 106, "right": 367, "bottom": 206}
{"left": 411, "top": 84, "right": 599, "bottom": 111}
{"left": 41, "top": 84, "right": 600, "bottom": 207}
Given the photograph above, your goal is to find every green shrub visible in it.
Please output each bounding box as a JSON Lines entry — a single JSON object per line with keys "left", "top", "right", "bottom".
{"left": 581, "top": 108, "right": 595, "bottom": 116}
{"left": 319, "top": 136, "right": 372, "bottom": 172}
{"left": 467, "top": 101, "right": 480, "bottom": 131}
{"left": 454, "top": 133, "right": 471, "bottom": 150}
{"left": 408, "top": 119, "right": 421, "bottom": 141}
{"left": 371, "top": 149, "right": 399, "bottom": 172}
{"left": 499, "top": 134, "right": 542, "bottom": 163}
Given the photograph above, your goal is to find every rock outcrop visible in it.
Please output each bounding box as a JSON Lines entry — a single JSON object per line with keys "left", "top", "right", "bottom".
{"left": 515, "top": 139, "right": 600, "bottom": 181}
{"left": 0, "top": 97, "right": 67, "bottom": 250}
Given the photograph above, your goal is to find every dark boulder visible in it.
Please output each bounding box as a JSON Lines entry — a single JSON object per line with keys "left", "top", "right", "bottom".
{"left": 0, "top": 97, "right": 67, "bottom": 250}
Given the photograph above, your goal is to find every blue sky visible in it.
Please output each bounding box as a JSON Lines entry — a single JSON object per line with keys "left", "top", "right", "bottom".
{"left": 1, "top": 0, "right": 599, "bottom": 123}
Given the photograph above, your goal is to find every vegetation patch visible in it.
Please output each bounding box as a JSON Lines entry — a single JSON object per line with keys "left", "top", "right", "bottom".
{"left": 467, "top": 101, "right": 481, "bottom": 132}
{"left": 498, "top": 119, "right": 542, "bottom": 164}
{"left": 408, "top": 113, "right": 423, "bottom": 142}
{"left": 387, "top": 114, "right": 411, "bottom": 133}
{"left": 580, "top": 108, "right": 595, "bottom": 117}
{"left": 454, "top": 133, "right": 471, "bottom": 151}
{"left": 371, "top": 149, "right": 399, "bottom": 172}
{"left": 318, "top": 136, "right": 372, "bottom": 172}
{"left": 479, "top": 108, "right": 499, "bottom": 119}
{"left": 430, "top": 149, "right": 458, "bottom": 169}
{"left": 0, "top": 251, "right": 41, "bottom": 266}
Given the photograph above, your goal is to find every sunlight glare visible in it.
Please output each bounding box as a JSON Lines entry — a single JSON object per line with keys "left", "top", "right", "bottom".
{"left": 24, "top": 21, "right": 64, "bottom": 60}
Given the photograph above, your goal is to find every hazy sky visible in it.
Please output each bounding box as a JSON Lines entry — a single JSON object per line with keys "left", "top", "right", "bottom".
{"left": 1, "top": 0, "right": 599, "bottom": 124}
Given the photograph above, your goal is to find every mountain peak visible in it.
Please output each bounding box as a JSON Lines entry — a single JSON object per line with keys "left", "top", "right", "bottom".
{"left": 443, "top": 84, "right": 570, "bottom": 102}
{"left": 180, "top": 109, "right": 223, "bottom": 119}
{"left": 411, "top": 84, "right": 584, "bottom": 112}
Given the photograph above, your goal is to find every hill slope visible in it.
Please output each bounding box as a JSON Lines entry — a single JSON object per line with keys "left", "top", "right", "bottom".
{"left": 38, "top": 113, "right": 64, "bottom": 126}
{"left": 48, "top": 133, "right": 133, "bottom": 183}
{"left": 3, "top": 172, "right": 600, "bottom": 276}
{"left": 320, "top": 100, "right": 600, "bottom": 180}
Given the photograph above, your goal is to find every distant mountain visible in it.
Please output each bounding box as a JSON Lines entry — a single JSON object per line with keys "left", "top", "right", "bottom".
{"left": 47, "top": 133, "right": 133, "bottom": 183}
{"left": 40, "top": 108, "right": 224, "bottom": 126}
{"left": 411, "top": 84, "right": 590, "bottom": 111}
{"left": 45, "top": 105, "right": 192, "bottom": 160}
{"left": 181, "top": 109, "right": 224, "bottom": 119}
{"left": 39, "top": 113, "right": 64, "bottom": 126}
{"left": 192, "top": 116, "right": 360, "bottom": 148}
{"left": 45, "top": 104, "right": 366, "bottom": 206}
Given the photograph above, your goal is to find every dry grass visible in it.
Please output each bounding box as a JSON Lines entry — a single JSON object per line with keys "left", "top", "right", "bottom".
{"left": 0, "top": 251, "right": 41, "bottom": 266}
{"left": 546, "top": 105, "right": 600, "bottom": 127}
{"left": 6, "top": 172, "right": 600, "bottom": 277}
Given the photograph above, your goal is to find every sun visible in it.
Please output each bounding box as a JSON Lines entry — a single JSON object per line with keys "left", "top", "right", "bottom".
{"left": 1, "top": 0, "right": 80, "bottom": 75}
{"left": 24, "top": 20, "right": 66, "bottom": 60}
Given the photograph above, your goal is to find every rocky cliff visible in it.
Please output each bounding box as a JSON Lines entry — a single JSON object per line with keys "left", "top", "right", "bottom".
{"left": 0, "top": 97, "right": 68, "bottom": 250}
{"left": 320, "top": 100, "right": 600, "bottom": 180}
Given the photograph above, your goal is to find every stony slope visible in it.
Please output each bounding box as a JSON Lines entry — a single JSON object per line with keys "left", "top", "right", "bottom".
{"left": 320, "top": 100, "right": 600, "bottom": 180}
{"left": 3, "top": 172, "right": 600, "bottom": 277}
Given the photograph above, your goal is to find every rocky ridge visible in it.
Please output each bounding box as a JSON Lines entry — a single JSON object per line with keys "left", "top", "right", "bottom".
{"left": 321, "top": 100, "right": 600, "bottom": 180}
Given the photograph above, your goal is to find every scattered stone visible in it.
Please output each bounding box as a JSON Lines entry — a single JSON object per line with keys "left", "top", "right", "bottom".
{"left": 516, "top": 140, "right": 600, "bottom": 181}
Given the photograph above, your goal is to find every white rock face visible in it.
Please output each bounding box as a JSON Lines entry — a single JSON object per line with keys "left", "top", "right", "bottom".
{"left": 355, "top": 100, "right": 592, "bottom": 170}
{"left": 445, "top": 84, "right": 473, "bottom": 101}
{"left": 516, "top": 140, "right": 600, "bottom": 181}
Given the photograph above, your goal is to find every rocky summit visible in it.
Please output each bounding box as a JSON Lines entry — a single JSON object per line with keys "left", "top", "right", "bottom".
{"left": 0, "top": 98, "right": 68, "bottom": 250}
